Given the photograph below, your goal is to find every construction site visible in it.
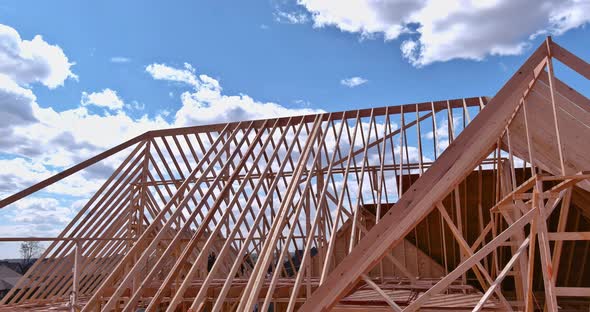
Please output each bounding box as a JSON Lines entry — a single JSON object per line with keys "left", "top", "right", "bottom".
{"left": 0, "top": 37, "right": 588, "bottom": 311}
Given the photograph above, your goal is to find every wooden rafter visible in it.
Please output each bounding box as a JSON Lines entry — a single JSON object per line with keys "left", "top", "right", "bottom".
{"left": 1, "top": 37, "right": 589, "bottom": 312}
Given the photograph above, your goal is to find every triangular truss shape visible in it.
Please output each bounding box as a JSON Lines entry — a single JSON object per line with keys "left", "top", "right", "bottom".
{"left": 1, "top": 37, "right": 589, "bottom": 311}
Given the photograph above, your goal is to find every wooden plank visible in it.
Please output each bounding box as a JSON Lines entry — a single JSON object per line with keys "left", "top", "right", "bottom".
{"left": 534, "top": 180, "right": 558, "bottom": 312}
{"left": 550, "top": 188, "right": 573, "bottom": 289}
{"left": 548, "top": 231, "right": 590, "bottom": 241}
{"left": 299, "top": 37, "right": 548, "bottom": 312}
{"left": 473, "top": 237, "right": 530, "bottom": 312}
{"left": 403, "top": 207, "right": 536, "bottom": 312}
{"left": 555, "top": 287, "right": 590, "bottom": 297}
{"left": 361, "top": 275, "right": 402, "bottom": 312}
{"left": 550, "top": 40, "right": 590, "bottom": 80}
{"left": 145, "top": 97, "right": 485, "bottom": 135}
{"left": 545, "top": 37, "right": 567, "bottom": 175}
{"left": 436, "top": 203, "right": 512, "bottom": 310}
{"left": 0, "top": 134, "right": 147, "bottom": 208}
{"left": 80, "top": 124, "right": 236, "bottom": 311}
{"left": 236, "top": 115, "right": 326, "bottom": 311}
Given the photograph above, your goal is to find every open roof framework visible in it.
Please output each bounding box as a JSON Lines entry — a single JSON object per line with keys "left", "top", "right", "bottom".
{"left": 0, "top": 37, "right": 589, "bottom": 311}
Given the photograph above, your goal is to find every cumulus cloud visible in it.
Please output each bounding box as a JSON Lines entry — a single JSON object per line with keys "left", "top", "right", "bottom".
{"left": 0, "top": 23, "right": 329, "bottom": 257}
{"left": 0, "top": 196, "right": 85, "bottom": 259}
{"left": 340, "top": 76, "right": 368, "bottom": 88}
{"left": 146, "top": 62, "right": 324, "bottom": 125}
{"left": 425, "top": 115, "right": 463, "bottom": 153}
{"left": 0, "top": 74, "right": 38, "bottom": 127}
{"left": 8, "top": 104, "right": 169, "bottom": 166}
{"left": 81, "top": 88, "right": 125, "bottom": 110}
{"left": 297, "top": 0, "right": 590, "bottom": 66}
{"left": 10, "top": 197, "right": 73, "bottom": 225}
{"left": 145, "top": 62, "right": 200, "bottom": 87}
{"left": 299, "top": 0, "right": 417, "bottom": 40}
{"left": 0, "top": 25, "right": 169, "bottom": 200}
{"left": 0, "top": 158, "right": 52, "bottom": 197}
{"left": 0, "top": 24, "right": 77, "bottom": 88}
{"left": 1, "top": 59, "right": 322, "bottom": 201}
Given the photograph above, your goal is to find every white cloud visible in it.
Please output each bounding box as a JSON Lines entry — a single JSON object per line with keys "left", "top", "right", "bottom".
{"left": 0, "top": 197, "right": 86, "bottom": 257}
{"left": 0, "top": 158, "right": 52, "bottom": 197}
{"left": 298, "top": 0, "right": 414, "bottom": 40}
{"left": 0, "top": 99, "right": 170, "bottom": 202}
{"left": 81, "top": 88, "right": 125, "bottom": 110}
{"left": 0, "top": 23, "right": 77, "bottom": 88}
{"left": 146, "top": 63, "right": 324, "bottom": 125}
{"left": 0, "top": 73, "right": 38, "bottom": 127}
{"left": 0, "top": 49, "right": 323, "bottom": 202}
{"left": 274, "top": 10, "right": 310, "bottom": 24}
{"left": 145, "top": 62, "right": 199, "bottom": 87}
{"left": 425, "top": 115, "right": 461, "bottom": 139}
{"left": 297, "top": 0, "right": 590, "bottom": 66}
{"left": 340, "top": 76, "right": 368, "bottom": 88}
{"left": 11, "top": 105, "right": 169, "bottom": 165}
{"left": 110, "top": 56, "right": 130, "bottom": 63}
{"left": 0, "top": 24, "right": 328, "bottom": 254}
{"left": 10, "top": 197, "right": 73, "bottom": 225}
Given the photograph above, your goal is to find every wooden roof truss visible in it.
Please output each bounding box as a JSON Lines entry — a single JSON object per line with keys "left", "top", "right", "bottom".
{"left": 0, "top": 37, "right": 589, "bottom": 311}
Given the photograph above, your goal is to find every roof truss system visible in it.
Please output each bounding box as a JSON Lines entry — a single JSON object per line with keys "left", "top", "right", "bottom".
{"left": 0, "top": 37, "right": 589, "bottom": 311}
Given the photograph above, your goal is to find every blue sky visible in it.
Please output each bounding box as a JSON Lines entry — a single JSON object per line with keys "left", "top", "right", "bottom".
{"left": 0, "top": 0, "right": 589, "bottom": 258}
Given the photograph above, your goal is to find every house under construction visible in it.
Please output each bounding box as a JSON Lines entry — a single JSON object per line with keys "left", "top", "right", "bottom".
{"left": 0, "top": 37, "right": 589, "bottom": 311}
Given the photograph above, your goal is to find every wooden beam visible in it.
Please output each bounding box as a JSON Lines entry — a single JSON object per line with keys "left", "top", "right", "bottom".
{"left": 299, "top": 36, "right": 548, "bottom": 312}
{"left": 403, "top": 207, "right": 536, "bottom": 312}
{"left": 361, "top": 275, "right": 402, "bottom": 312}
{"left": 0, "top": 237, "right": 134, "bottom": 242}
{"left": 555, "top": 287, "right": 590, "bottom": 297}
{"left": 473, "top": 237, "right": 530, "bottom": 312}
{"left": 550, "top": 41, "right": 590, "bottom": 80}
{"left": 548, "top": 231, "right": 590, "bottom": 241}
{"left": 0, "top": 134, "right": 147, "bottom": 209}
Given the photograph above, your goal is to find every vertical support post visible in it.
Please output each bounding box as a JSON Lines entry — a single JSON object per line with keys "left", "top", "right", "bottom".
{"left": 305, "top": 187, "right": 312, "bottom": 299}
{"left": 545, "top": 36, "right": 566, "bottom": 175}
{"left": 525, "top": 214, "right": 537, "bottom": 312}
{"left": 535, "top": 179, "right": 558, "bottom": 311}
{"left": 71, "top": 239, "right": 81, "bottom": 311}
{"left": 550, "top": 188, "right": 572, "bottom": 285}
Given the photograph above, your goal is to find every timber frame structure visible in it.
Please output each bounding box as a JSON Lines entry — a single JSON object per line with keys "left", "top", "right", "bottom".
{"left": 0, "top": 37, "right": 589, "bottom": 311}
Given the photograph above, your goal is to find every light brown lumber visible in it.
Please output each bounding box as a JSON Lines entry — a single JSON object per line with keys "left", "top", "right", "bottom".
{"left": 473, "top": 237, "right": 530, "bottom": 312}
{"left": 550, "top": 41, "right": 590, "bottom": 80}
{"left": 435, "top": 202, "right": 512, "bottom": 310}
{"left": 549, "top": 188, "right": 572, "bottom": 289}
{"left": 0, "top": 134, "right": 147, "bottom": 209}
{"left": 361, "top": 275, "right": 402, "bottom": 312}
{"left": 545, "top": 37, "right": 567, "bottom": 175}
{"left": 210, "top": 121, "right": 310, "bottom": 312}
{"left": 284, "top": 112, "right": 348, "bottom": 312}
{"left": 299, "top": 37, "right": 548, "bottom": 312}
{"left": 236, "top": 115, "right": 325, "bottom": 311}
{"left": 258, "top": 116, "right": 336, "bottom": 311}
{"left": 81, "top": 123, "right": 236, "bottom": 311}
{"left": 163, "top": 120, "right": 281, "bottom": 312}
{"left": 548, "top": 231, "right": 590, "bottom": 241}
{"left": 403, "top": 206, "right": 536, "bottom": 312}
{"left": 534, "top": 180, "right": 558, "bottom": 312}
{"left": 554, "top": 287, "right": 590, "bottom": 297}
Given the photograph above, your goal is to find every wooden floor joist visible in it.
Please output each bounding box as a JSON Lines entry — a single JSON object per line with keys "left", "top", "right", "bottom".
{"left": 1, "top": 37, "right": 589, "bottom": 311}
